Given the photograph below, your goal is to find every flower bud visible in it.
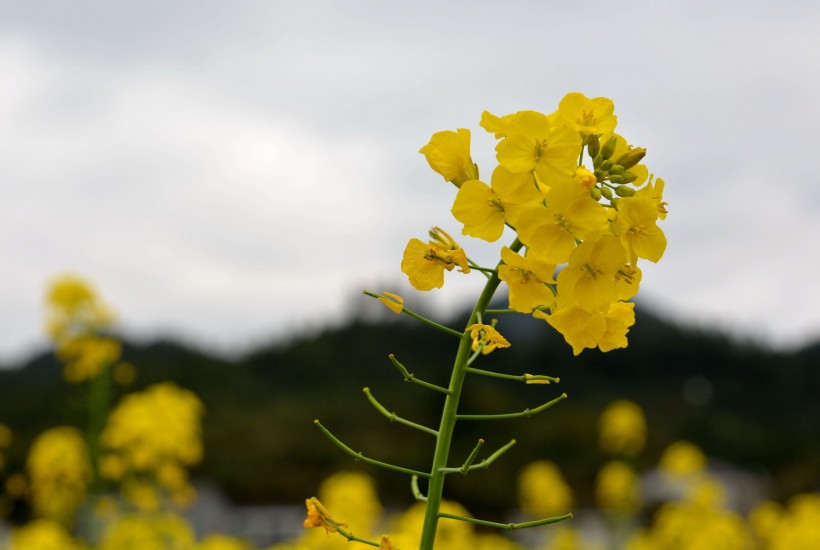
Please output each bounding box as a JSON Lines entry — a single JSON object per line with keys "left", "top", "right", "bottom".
{"left": 620, "top": 171, "right": 638, "bottom": 184}
{"left": 594, "top": 169, "right": 606, "bottom": 183}
{"left": 589, "top": 187, "right": 602, "bottom": 200}
{"left": 593, "top": 153, "right": 603, "bottom": 168}
{"left": 600, "top": 136, "right": 618, "bottom": 160}
{"left": 601, "top": 186, "right": 613, "bottom": 199}
{"left": 587, "top": 135, "right": 601, "bottom": 158}
{"left": 614, "top": 147, "right": 646, "bottom": 170}
{"left": 615, "top": 185, "right": 635, "bottom": 197}
{"left": 608, "top": 174, "right": 623, "bottom": 184}
{"left": 600, "top": 160, "right": 613, "bottom": 172}
{"left": 609, "top": 165, "right": 625, "bottom": 175}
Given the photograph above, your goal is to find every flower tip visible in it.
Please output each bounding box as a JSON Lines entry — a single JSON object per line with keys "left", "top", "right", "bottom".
{"left": 363, "top": 387, "right": 370, "bottom": 392}
{"left": 561, "top": 392, "right": 568, "bottom": 399}
{"left": 313, "top": 419, "right": 320, "bottom": 424}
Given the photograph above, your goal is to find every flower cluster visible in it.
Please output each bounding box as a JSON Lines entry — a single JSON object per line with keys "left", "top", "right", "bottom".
{"left": 410, "top": 93, "right": 668, "bottom": 354}
{"left": 45, "top": 274, "right": 121, "bottom": 382}
{"left": 100, "top": 382, "right": 205, "bottom": 509}
{"left": 25, "top": 427, "right": 92, "bottom": 526}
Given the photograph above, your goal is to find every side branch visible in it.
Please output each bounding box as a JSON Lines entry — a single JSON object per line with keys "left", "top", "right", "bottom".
{"left": 439, "top": 439, "right": 516, "bottom": 474}
{"left": 362, "top": 290, "right": 463, "bottom": 338}
{"left": 411, "top": 475, "right": 427, "bottom": 502}
{"left": 313, "top": 420, "right": 430, "bottom": 478}
{"left": 465, "top": 366, "right": 560, "bottom": 384}
{"left": 438, "top": 511, "right": 573, "bottom": 531}
{"left": 389, "top": 354, "right": 450, "bottom": 394}
{"left": 456, "top": 393, "right": 568, "bottom": 420}
{"left": 363, "top": 387, "right": 438, "bottom": 437}
{"left": 334, "top": 524, "right": 381, "bottom": 548}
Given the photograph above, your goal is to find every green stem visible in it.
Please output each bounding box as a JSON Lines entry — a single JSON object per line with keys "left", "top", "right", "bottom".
{"left": 438, "top": 511, "right": 573, "bottom": 531}
{"left": 411, "top": 475, "right": 427, "bottom": 502}
{"left": 440, "top": 439, "right": 516, "bottom": 474}
{"left": 418, "top": 238, "right": 523, "bottom": 550}
{"left": 363, "top": 387, "right": 438, "bottom": 437}
{"left": 87, "top": 365, "right": 111, "bottom": 495}
{"left": 484, "top": 309, "right": 517, "bottom": 314}
{"left": 457, "top": 439, "right": 484, "bottom": 474}
{"left": 363, "top": 291, "right": 463, "bottom": 338}
{"left": 389, "top": 354, "right": 450, "bottom": 394}
{"left": 457, "top": 393, "right": 567, "bottom": 420}
{"left": 464, "top": 366, "right": 560, "bottom": 384}
{"left": 334, "top": 524, "right": 381, "bottom": 547}
{"left": 314, "top": 420, "right": 430, "bottom": 478}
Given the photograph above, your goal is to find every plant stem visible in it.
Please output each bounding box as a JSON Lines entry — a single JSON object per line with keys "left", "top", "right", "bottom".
{"left": 418, "top": 238, "right": 522, "bottom": 550}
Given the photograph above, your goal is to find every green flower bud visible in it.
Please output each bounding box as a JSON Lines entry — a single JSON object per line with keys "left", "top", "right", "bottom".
{"left": 587, "top": 135, "right": 600, "bottom": 158}
{"left": 614, "top": 147, "right": 646, "bottom": 170}
{"left": 601, "top": 136, "right": 618, "bottom": 160}
{"left": 592, "top": 153, "right": 603, "bottom": 168}
{"left": 608, "top": 174, "right": 623, "bottom": 183}
{"left": 601, "top": 186, "right": 613, "bottom": 199}
{"left": 609, "top": 165, "right": 625, "bottom": 175}
{"left": 594, "top": 169, "right": 606, "bottom": 182}
{"left": 610, "top": 197, "right": 620, "bottom": 208}
{"left": 589, "top": 187, "right": 602, "bottom": 201}
{"left": 600, "top": 160, "right": 613, "bottom": 171}
{"left": 615, "top": 185, "right": 636, "bottom": 197}
{"left": 620, "top": 171, "right": 638, "bottom": 184}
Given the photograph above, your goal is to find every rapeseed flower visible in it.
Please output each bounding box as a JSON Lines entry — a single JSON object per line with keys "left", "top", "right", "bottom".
{"left": 611, "top": 196, "right": 667, "bottom": 263}
{"left": 598, "top": 399, "right": 647, "bottom": 456}
{"left": 401, "top": 228, "right": 469, "bottom": 291}
{"left": 556, "top": 235, "right": 627, "bottom": 313}
{"left": 466, "top": 323, "right": 511, "bottom": 354}
{"left": 558, "top": 92, "right": 618, "bottom": 136}
{"left": 419, "top": 128, "right": 477, "bottom": 187}
{"left": 497, "top": 246, "right": 555, "bottom": 313}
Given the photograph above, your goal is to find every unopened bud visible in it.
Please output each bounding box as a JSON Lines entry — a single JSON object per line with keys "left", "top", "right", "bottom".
{"left": 600, "top": 136, "right": 618, "bottom": 160}
{"left": 620, "top": 171, "right": 638, "bottom": 184}
{"left": 600, "top": 160, "right": 613, "bottom": 172}
{"left": 615, "top": 185, "right": 636, "bottom": 197}
{"left": 610, "top": 197, "right": 620, "bottom": 208}
{"left": 614, "top": 147, "right": 646, "bottom": 170}
{"left": 587, "top": 135, "right": 600, "bottom": 158}
{"left": 594, "top": 169, "right": 606, "bottom": 183}
{"left": 592, "top": 153, "right": 603, "bottom": 168}
{"left": 589, "top": 187, "right": 602, "bottom": 200}
{"left": 609, "top": 165, "right": 625, "bottom": 175}
{"left": 600, "top": 186, "right": 613, "bottom": 199}
{"left": 608, "top": 174, "right": 623, "bottom": 183}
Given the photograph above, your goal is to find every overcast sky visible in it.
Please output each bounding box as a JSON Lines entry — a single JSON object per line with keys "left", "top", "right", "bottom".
{"left": 2, "top": 1, "right": 819, "bottom": 363}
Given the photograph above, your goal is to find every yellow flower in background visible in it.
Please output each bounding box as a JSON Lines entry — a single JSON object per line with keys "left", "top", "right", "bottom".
{"left": 57, "top": 334, "right": 122, "bottom": 383}
{"left": 558, "top": 92, "right": 617, "bottom": 136}
{"left": 598, "top": 399, "right": 647, "bottom": 457}
{"left": 318, "top": 471, "right": 382, "bottom": 535}
{"left": 518, "top": 460, "right": 574, "bottom": 518}
{"left": 659, "top": 441, "right": 707, "bottom": 478}
{"left": 391, "top": 500, "right": 476, "bottom": 550}
{"left": 419, "top": 128, "right": 477, "bottom": 187}
{"left": 0, "top": 423, "right": 12, "bottom": 447}
{"left": 98, "top": 512, "right": 196, "bottom": 550}
{"left": 466, "top": 323, "right": 511, "bottom": 354}
{"left": 9, "top": 519, "right": 83, "bottom": 550}
{"left": 26, "top": 426, "right": 91, "bottom": 526}
{"left": 516, "top": 181, "right": 608, "bottom": 264}
{"left": 495, "top": 111, "right": 581, "bottom": 185}
{"left": 497, "top": 246, "right": 556, "bottom": 313}
{"left": 401, "top": 228, "right": 470, "bottom": 291}
{"left": 101, "top": 382, "right": 204, "bottom": 509}
{"left": 596, "top": 461, "right": 642, "bottom": 516}
{"left": 198, "top": 534, "right": 254, "bottom": 550}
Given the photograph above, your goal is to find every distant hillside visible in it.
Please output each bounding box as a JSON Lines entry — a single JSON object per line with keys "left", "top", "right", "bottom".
{"left": 0, "top": 304, "right": 818, "bottom": 514}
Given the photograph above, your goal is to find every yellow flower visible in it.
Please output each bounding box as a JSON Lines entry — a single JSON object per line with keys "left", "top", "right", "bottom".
{"left": 636, "top": 175, "right": 668, "bottom": 220}
{"left": 518, "top": 460, "right": 574, "bottom": 518}
{"left": 98, "top": 512, "right": 196, "bottom": 550}
{"left": 556, "top": 235, "right": 627, "bottom": 313}
{"left": 26, "top": 426, "right": 91, "bottom": 525}
{"left": 659, "top": 441, "right": 707, "bottom": 477}
{"left": 450, "top": 166, "right": 542, "bottom": 242}
{"left": 495, "top": 111, "right": 581, "bottom": 185}
{"left": 401, "top": 228, "right": 470, "bottom": 291}
{"left": 595, "top": 461, "right": 642, "bottom": 515}
{"left": 558, "top": 92, "right": 617, "bottom": 136}
{"left": 537, "top": 301, "right": 634, "bottom": 355}
{"left": 379, "top": 535, "right": 395, "bottom": 550}
{"left": 419, "top": 128, "right": 477, "bottom": 187}
{"left": 516, "top": 181, "right": 609, "bottom": 264}
{"left": 597, "top": 301, "right": 636, "bottom": 353}
{"left": 611, "top": 196, "right": 667, "bottom": 263}
{"left": 58, "top": 335, "right": 122, "bottom": 382}
{"left": 304, "top": 497, "right": 346, "bottom": 535}
{"left": 497, "top": 246, "right": 555, "bottom": 313}
{"left": 466, "top": 323, "right": 511, "bottom": 354}
{"left": 0, "top": 423, "right": 12, "bottom": 447}
{"left": 198, "top": 534, "right": 253, "bottom": 550}
{"left": 378, "top": 292, "right": 404, "bottom": 314}
{"left": 45, "top": 274, "right": 115, "bottom": 340}
{"left": 598, "top": 399, "right": 647, "bottom": 456}
{"left": 9, "top": 519, "right": 82, "bottom": 550}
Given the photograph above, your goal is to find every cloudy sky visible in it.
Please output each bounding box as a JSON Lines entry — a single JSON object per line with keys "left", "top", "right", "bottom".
{"left": 2, "top": 1, "right": 819, "bottom": 362}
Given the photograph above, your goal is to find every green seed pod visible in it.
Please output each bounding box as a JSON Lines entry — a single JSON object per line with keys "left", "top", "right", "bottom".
{"left": 608, "top": 174, "right": 623, "bottom": 184}
{"left": 600, "top": 136, "right": 618, "bottom": 160}
{"left": 609, "top": 164, "right": 625, "bottom": 175}
{"left": 600, "top": 159, "right": 613, "bottom": 171}
{"left": 620, "top": 171, "right": 638, "bottom": 184}
{"left": 589, "top": 187, "right": 602, "bottom": 201}
{"left": 587, "top": 135, "right": 601, "bottom": 158}
{"left": 601, "top": 186, "right": 613, "bottom": 199}
{"left": 614, "top": 147, "right": 646, "bottom": 170}
{"left": 615, "top": 185, "right": 636, "bottom": 197}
